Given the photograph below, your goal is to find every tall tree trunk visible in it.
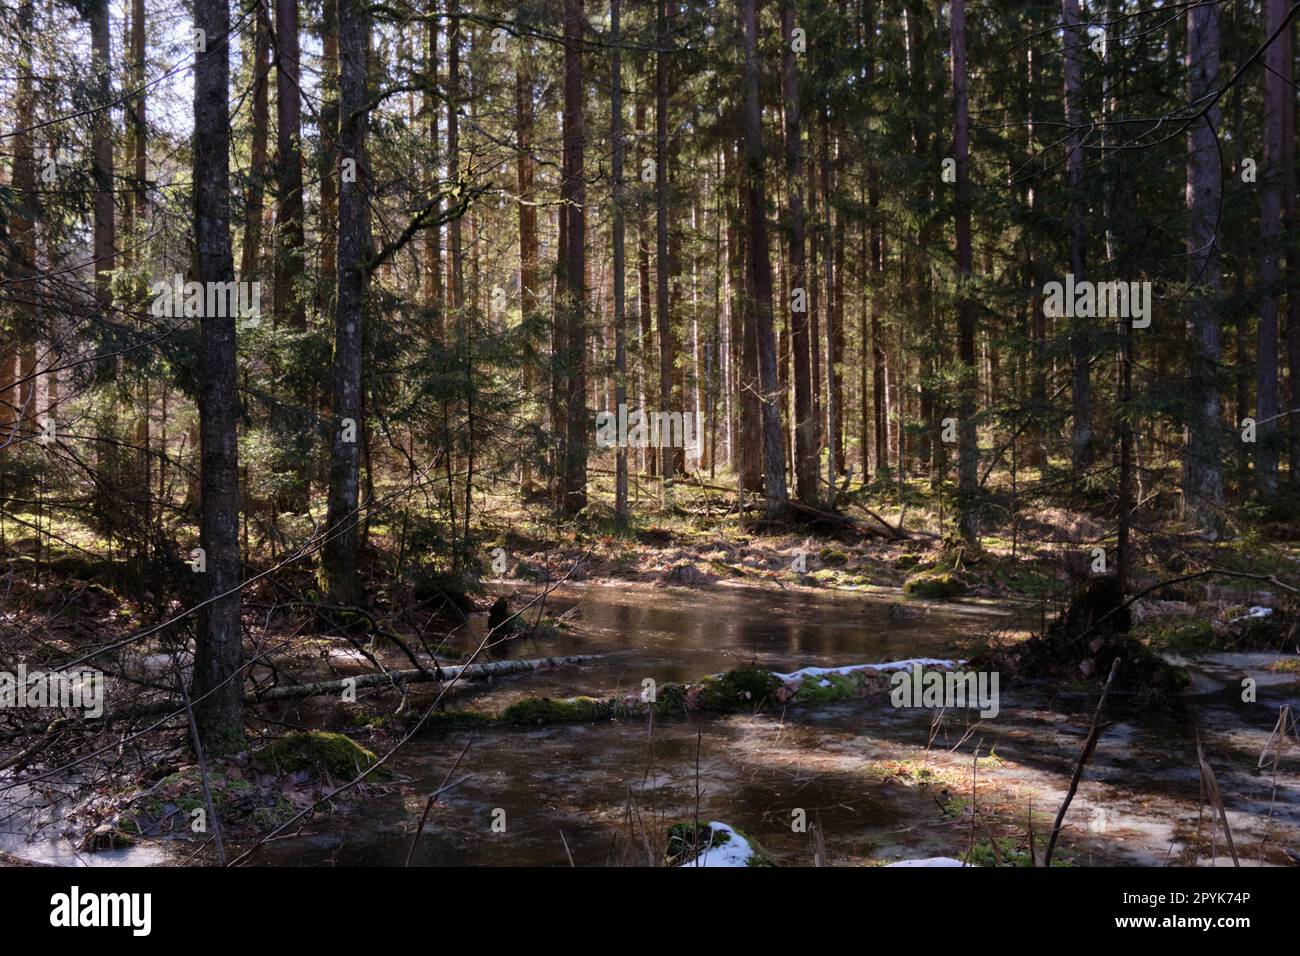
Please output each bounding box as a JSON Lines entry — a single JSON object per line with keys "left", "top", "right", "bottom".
{"left": 516, "top": 52, "right": 537, "bottom": 488}
{"left": 734, "top": 150, "right": 761, "bottom": 492}
{"left": 90, "top": 0, "right": 115, "bottom": 306}
{"left": 123, "top": 0, "right": 146, "bottom": 258}
{"left": 655, "top": 0, "right": 676, "bottom": 489}
{"left": 320, "top": 0, "right": 371, "bottom": 601}
{"left": 870, "top": 182, "right": 886, "bottom": 478}
{"left": 11, "top": 0, "right": 36, "bottom": 430}
{"left": 611, "top": 0, "right": 628, "bottom": 517}
{"left": 780, "top": 0, "right": 816, "bottom": 503}
{"left": 1257, "top": 0, "right": 1285, "bottom": 497}
{"left": 832, "top": 177, "right": 846, "bottom": 475}
{"left": 1102, "top": 2, "right": 1135, "bottom": 589}
{"left": 819, "top": 109, "right": 838, "bottom": 499}
{"left": 274, "top": 0, "right": 306, "bottom": 330}
{"left": 953, "top": 0, "right": 978, "bottom": 543}
{"left": 1063, "top": 0, "right": 1093, "bottom": 480}
{"left": 1284, "top": 15, "right": 1300, "bottom": 486}
{"left": 446, "top": 3, "right": 464, "bottom": 315}
{"left": 636, "top": 89, "right": 655, "bottom": 477}
{"left": 1025, "top": 45, "right": 1047, "bottom": 470}
{"left": 242, "top": 6, "right": 271, "bottom": 279}
{"left": 319, "top": 0, "right": 339, "bottom": 303}
{"left": 739, "top": 0, "right": 789, "bottom": 515}
{"left": 560, "top": 0, "right": 588, "bottom": 514}
{"left": 425, "top": 10, "right": 444, "bottom": 328}
{"left": 1183, "top": 1, "right": 1224, "bottom": 531}
{"left": 192, "top": 0, "right": 246, "bottom": 756}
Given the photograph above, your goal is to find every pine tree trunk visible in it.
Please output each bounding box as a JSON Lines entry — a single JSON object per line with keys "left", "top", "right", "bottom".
{"left": 655, "top": 0, "right": 675, "bottom": 490}
{"left": 274, "top": 0, "right": 306, "bottom": 330}
{"left": 192, "top": 0, "right": 246, "bottom": 756}
{"left": 90, "top": 0, "right": 115, "bottom": 306}
{"left": 11, "top": 0, "right": 36, "bottom": 431}
{"left": 739, "top": 0, "right": 789, "bottom": 516}
{"left": 780, "top": 0, "right": 816, "bottom": 503}
{"left": 871, "top": 183, "right": 887, "bottom": 479}
{"left": 1183, "top": 1, "right": 1224, "bottom": 531}
{"left": 1063, "top": 0, "right": 1093, "bottom": 480}
{"left": 611, "top": 0, "right": 628, "bottom": 517}
{"left": 319, "top": 0, "right": 339, "bottom": 302}
{"left": 517, "top": 54, "right": 538, "bottom": 489}
{"left": 242, "top": 7, "right": 270, "bottom": 280}
{"left": 1257, "top": 0, "right": 1286, "bottom": 497}
{"left": 560, "top": 0, "right": 588, "bottom": 515}
{"left": 953, "top": 0, "right": 978, "bottom": 544}
{"left": 320, "top": 0, "right": 371, "bottom": 602}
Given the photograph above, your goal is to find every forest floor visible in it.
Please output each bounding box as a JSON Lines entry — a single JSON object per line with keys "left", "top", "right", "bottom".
{"left": 3, "top": 470, "right": 1299, "bottom": 866}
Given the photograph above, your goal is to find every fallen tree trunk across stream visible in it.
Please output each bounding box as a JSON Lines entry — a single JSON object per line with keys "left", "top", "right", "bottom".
{"left": 50, "top": 655, "right": 606, "bottom": 728}
{"left": 248, "top": 654, "right": 603, "bottom": 703}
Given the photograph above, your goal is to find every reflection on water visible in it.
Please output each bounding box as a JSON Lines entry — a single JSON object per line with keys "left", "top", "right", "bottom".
{"left": 14, "top": 582, "right": 1291, "bottom": 867}
{"left": 251, "top": 583, "right": 1037, "bottom": 867}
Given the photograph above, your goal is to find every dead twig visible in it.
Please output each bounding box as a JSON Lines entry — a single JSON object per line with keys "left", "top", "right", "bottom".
{"left": 1044, "top": 657, "right": 1119, "bottom": 866}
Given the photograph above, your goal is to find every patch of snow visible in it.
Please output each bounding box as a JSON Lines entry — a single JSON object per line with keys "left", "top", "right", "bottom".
{"left": 886, "top": 857, "right": 971, "bottom": 867}
{"left": 772, "top": 658, "right": 962, "bottom": 682}
{"left": 690, "top": 822, "right": 755, "bottom": 868}
{"left": 1229, "top": 606, "right": 1273, "bottom": 625}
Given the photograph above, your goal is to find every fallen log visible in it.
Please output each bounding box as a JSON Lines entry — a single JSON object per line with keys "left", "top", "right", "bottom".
{"left": 52, "top": 654, "right": 607, "bottom": 727}
{"left": 249, "top": 654, "right": 603, "bottom": 704}
{"left": 495, "top": 658, "right": 963, "bottom": 726}
{"left": 590, "top": 467, "right": 907, "bottom": 539}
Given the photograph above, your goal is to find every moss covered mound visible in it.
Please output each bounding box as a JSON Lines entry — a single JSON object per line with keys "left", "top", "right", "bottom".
{"left": 694, "top": 667, "right": 782, "bottom": 711}
{"left": 664, "top": 821, "right": 727, "bottom": 866}
{"left": 818, "top": 546, "right": 850, "bottom": 566}
{"left": 501, "top": 695, "right": 607, "bottom": 724}
{"left": 256, "top": 731, "right": 378, "bottom": 778}
{"left": 791, "top": 670, "right": 867, "bottom": 704}
{"left": 903, "top": 569, "right": 967, "bottom": 599}
{"left": 1133, "top": 615, "right": 1216, "bottom": 655}
{"left": 664, "top": 821, "right": 775, "bottom": 867}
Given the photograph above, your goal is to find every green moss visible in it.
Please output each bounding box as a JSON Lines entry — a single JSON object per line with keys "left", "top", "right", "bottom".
{"left": 903, "top": 570, "right": 967, "bottom": 599}
{"left": 1267, "top": 657, "right": 1300, "bottom": 673}
{"left": 735, "top": 827, "right": 776, "bottom": 867}
{"left": 707, "top": 560, "right": 747, "bottom": 578}
{"left": 652, "top": 683, "right": 688, "bottom": 718}
{"left": 664, "top": 822, "right": 774, "bottom": 867}
{"left": 965, "top": 838, "right": 1072, "bottom": 867}
{"left": 894, "top": 553, "right": 924, "bottom": 571}
{"left": 173, "top": 793, "right": 205, "bottom": 813}
{"left": 501, "top": 695, "right": 607, "bottom": 725}
{"left": 696, "top": 667, "right": 782, "bottom": 711}
{"left": 665, "top": 822, "right": 728, "bottom": 866}
{"left": 792, "top": 671, "right": 863, "bottom": 704}
{"left": 255, "top": 731, "right": 378, "bottom": 778}
{"left": 939, "top": 795, "right": 969, "bottom": 819}
{"left": 250, "top": 798, "right": 297, "bottom": 829}
{"left": 1134, "top": 615, "right": 1216, "bottom": 654}
{"left": 818, "top": 546, "right": 849, "bottom": 566}
{"left": 990, "top": 560, "right": 1058, "bottom": 598}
